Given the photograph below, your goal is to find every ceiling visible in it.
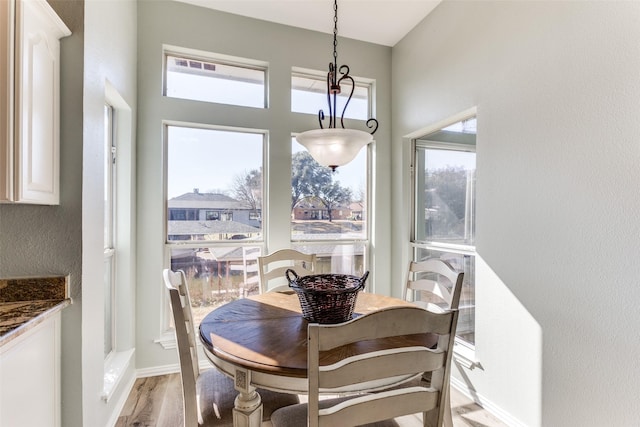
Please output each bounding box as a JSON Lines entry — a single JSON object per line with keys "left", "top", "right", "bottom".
{"left": 174, "top": 0, "right": 441, "bottom": 47}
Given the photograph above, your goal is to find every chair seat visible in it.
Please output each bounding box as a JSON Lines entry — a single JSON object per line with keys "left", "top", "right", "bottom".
{"left": 270, "top": 396, "right": 400, "bottom": 427}
{"left": 198, "top": 368, "right": 299, "bottom": 426}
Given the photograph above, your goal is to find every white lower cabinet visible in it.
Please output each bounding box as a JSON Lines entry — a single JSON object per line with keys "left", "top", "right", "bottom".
{"left": 0, "top": 313, "right": 61, "bottom": 427}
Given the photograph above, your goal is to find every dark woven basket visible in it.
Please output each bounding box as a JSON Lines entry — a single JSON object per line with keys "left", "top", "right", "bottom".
{"left": 286, "top": 269, "right": 369, "bottom": 324}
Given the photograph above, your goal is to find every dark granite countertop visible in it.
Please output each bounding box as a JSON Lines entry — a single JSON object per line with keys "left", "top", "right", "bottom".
{"left": 0, "top": 276, "right": 70, "bottom": 347}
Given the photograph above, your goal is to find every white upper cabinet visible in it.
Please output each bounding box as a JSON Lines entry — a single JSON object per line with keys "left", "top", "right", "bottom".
{"left": 0, "top": 0, "right": 15, "bottom": 202}
{"left": 1, "top": 0, "right": 70, "bottom": 204}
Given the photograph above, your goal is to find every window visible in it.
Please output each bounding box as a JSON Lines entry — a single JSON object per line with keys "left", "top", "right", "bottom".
{"left": 102, "top": 83, "right": 135, "bottom": 402}
{"left": 291, "top": 69, "right": 372, "bottom": 120}
{"left": 205, "top": 211, "right": 219, "bottom": 220}
{"left": 103, "top": 104, "right": 116, "bottom": 359}
{"left": 166, "top": 124, "right": 265, "bottom": 323}
{"left": 412, "top": 115, "right": 477, "bottom": 346}
{"left": 164, "top": 47, "right": 267, "bottom": 108}
{"left": 291, "top": 137, "right": 369, "bottom": 277}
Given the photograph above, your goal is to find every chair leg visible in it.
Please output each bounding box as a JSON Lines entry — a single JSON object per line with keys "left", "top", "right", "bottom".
{"left": 443, "top": 381, "right": 453, "bottom": 427}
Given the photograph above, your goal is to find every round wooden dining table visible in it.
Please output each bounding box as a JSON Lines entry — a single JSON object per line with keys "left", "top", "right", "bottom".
{"left": 199, "top": 291, "right": 436, "bottom": 427}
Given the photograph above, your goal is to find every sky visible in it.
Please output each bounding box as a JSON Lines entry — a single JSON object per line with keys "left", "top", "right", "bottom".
{"left": 166, "top": 126, "right": 367, "bottom": 199}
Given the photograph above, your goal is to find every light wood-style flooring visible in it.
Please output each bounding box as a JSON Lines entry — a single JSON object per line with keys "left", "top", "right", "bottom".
{"left": 115, "top": 373, "right": 508, "bottom": 427}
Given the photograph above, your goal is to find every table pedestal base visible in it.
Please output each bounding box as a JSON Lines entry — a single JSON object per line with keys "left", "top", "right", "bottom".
{"left": 232, "top": 368, "right": 263, "bottom": 427}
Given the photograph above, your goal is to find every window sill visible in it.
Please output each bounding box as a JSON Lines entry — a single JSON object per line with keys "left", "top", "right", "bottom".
{"left": 102, "top": 348, "right": 135, "bottom": 402}
{"left": 155, "top": 331, "right": 177, "bottom": 350}
{"left": 453, "top": 341, "right": 480, "bottom": 370}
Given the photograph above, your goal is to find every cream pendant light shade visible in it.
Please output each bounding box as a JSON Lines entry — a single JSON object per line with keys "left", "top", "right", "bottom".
{"left": 296, "top": 129, "right": 372, "bottom": 171}
{"left": 297, "top": 0, "right": 378, "bottom": 171}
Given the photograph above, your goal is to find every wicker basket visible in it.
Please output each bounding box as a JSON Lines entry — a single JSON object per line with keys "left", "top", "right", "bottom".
{"left": 286, "top": 269, "right": 369, "bottom": 324}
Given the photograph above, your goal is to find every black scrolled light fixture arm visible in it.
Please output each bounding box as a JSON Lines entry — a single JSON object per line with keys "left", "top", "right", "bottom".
{"left": 317, "top": 0, "right": 379, "bottom": 135}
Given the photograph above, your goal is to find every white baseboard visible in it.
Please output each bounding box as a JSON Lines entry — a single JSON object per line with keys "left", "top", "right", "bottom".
{"left": 136, "top": 363, "right": 181, "bottom": 378}
{"left": 136, "top": 360, "right": 212, "bottom": 379}
{"left": 450, "top": 376, "right": 526, "bottom": 427}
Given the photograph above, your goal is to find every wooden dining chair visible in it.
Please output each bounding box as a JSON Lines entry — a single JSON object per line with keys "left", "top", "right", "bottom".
{"left": 405, "top": 258, "right": 464, "bottom": 312}
{"left": 403, "top": 258, "right": 464, "bottom": 426}
{"left": 163, "top": 269, "right": 299, "bottom": 426}
{"left": 270, "top": 305, "right": 460, "bottom": 427}
{"left": 257, "top": 249, "right": 316, "bottom": 293}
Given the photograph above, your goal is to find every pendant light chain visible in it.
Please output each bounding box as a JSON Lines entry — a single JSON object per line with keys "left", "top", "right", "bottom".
{"left": 333, "top": 0, "right": 338, "bottom": 68}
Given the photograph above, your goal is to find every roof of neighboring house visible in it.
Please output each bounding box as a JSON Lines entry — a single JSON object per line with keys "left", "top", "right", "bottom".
{"left": 168, "top": 192, "right": 253, "bottom": 210}
{"left": 168, "top": 220, "right": 260, "bottom": 235}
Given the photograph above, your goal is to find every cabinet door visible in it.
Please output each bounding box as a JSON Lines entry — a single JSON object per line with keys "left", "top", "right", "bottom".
{"left": 0, "top": 313, "right": 62, "bottom": 427}
{"left": 0, "top": 0, "right": 14, "bottom": 202}
{"left": 14, "top": 0, "right": 69, "bottom": 204}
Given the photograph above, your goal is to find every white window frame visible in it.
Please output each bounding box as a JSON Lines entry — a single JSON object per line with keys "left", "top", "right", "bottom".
{"left": 104, "top": 103, "right": 116, "bottom": 360}
{"left": 410, "top": 110, "right": 479, "bottom": 367}
{"left": 159, "top": 121, "right": 268, "bottom": 342}
{"left": 102, "top": 83, "right": 135, "bottom": 402}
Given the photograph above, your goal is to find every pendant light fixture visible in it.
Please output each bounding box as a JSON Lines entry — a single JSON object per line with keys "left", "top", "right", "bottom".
{"left": 295, "top": 0, "right": 378, "bottom": 171}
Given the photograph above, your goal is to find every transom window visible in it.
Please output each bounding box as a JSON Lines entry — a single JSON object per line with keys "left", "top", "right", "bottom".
{"left": 164, "top": 47, "right": 267, "bottom": 108}
{"left": 291, "top": 69, "right": 371, "bottom": 120}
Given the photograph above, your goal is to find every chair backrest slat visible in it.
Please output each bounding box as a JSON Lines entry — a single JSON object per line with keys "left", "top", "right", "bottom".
{"left": 316, "top": 306, "right": 453, "bottom": 350}
{"left": 318, "top": 346, "right": 445, "bottom": 389}
{"left": 317, "top": 388, "right": 438, "bottom": 427}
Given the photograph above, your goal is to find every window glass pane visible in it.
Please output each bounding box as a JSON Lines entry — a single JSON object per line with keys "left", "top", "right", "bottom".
{"left": 165, "top": 54, "right": 266, "bottom": 108}
{"left": 415, "top": 147, "right": 475, "bottom": 245}
{"left": 414, "top": 248, "right": 475, "bottom": 346}
{"left": 170, "top": 245, "right": 261, "bottom": 324}
{"left": 291, "top": 138, "right": 367, "bottom": 241}
{"left": 292, "top": 73, "right": 369, "bottom": 120}
{"left": 104, "top": 105, "right": 114, "bottom": 249}
{"left": 292, "top": 242, "right": 367, "bottom": 278}
{"left": 167, "top": 126, "right": 263, "bottom": 242}
{"left": 104, "top": 255, "right": 114, "bottom": 357}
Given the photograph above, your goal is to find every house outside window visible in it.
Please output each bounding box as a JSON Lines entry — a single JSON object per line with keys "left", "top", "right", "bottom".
{"left": 412, "top": 115, "right": 477, "bottom": 348}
